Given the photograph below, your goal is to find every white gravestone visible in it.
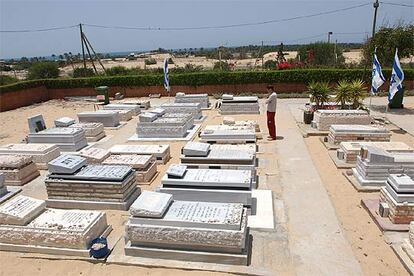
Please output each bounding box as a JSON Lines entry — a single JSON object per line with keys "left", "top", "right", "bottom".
{"left": 130, "top": 191, "right": 173, "bottom": 218}
{"left": 125, "top": 200, "right": 248, "bottom": 258}
{"left": 0, "top": 143, "right": 61, "bottom": 168}
{"left": 79, "top": 147, "right": 110, "bottom": 163}
{"left": 162, "top": 168, "right": 252, "bottom": 188}
{"left": 0, "top": 195, "right": 46, "bottom": 225}
{"left": 139, "top": 112, "right": 158, "bottom": 123}
{"left": 102, "top": 154, "right": 152, "bottom": 169}
{"left": 166, "top": 164, "right": 187, "bottom": 178}
{"left": 183, "top": 142, "right": 210, "bottom": 157}
{"left": 150, "top": 108, "right": 166, "bottom": 116}
{"left": 54, "top": 117, "right": 76, "bottom": 127}
{"left": 130, "top": 201, "right": 243, "bottom": 231}
{"left": 28, "top": 114, "right": 46, "bottom": 133}
{"left": 48, "top": 155, "right": 87, "bottom": 174}
{"left": 109, "top": 144, "right": 170, "bottom": 164}
{"left": 0, "top": 208, "right": 108, "bottom": 250}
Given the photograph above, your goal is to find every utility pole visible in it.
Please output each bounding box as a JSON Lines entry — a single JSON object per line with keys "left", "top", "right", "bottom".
{"left": 261, "top": 41, "right": 264, "bottom": 69}
{"left": 372, "top": 0, "right": 380, "bottom": 38}
{"left": 218, "top": 46, "right": 222, "bottom": 70}
{"left": 327, "top": 32, "right": 333, "bottom": 43}
{"left": 79, "top": 23, "right": 87, "bottom": 71}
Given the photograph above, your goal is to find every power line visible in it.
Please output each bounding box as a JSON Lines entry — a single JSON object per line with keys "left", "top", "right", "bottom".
{"left": 380, "top": 1, "right": 414, "bottom": 8}
{"left": 0, "top": 25, "right": 77, "bottom": 33}
{"left": 83, "top": 3, "right": 371, "bottom": 31}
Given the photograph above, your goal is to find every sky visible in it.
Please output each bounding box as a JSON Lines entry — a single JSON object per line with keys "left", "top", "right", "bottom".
{"left": 0, "top": 0, "right": 413, "bottom": 59}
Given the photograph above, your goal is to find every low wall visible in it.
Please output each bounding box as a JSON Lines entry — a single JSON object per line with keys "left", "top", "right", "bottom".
{"left": 0, "top": 86, "right": 48, "bottom": 111}
{"left": 1, "top": 80, "right": 413, "bottom": 112}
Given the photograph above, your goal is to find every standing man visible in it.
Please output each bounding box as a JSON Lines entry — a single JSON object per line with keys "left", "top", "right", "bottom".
{"left": 265, "top": 85, "right": 277, "bottom": 141}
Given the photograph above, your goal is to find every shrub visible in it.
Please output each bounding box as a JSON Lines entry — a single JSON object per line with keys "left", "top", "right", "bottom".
{"left": 362, "top": 24, "right": 414, "bottom": 66}
{"left": 144, "top": 58, "right": 157, "bottom": 65}
{"left": 28, "top": 62, "right": 59, "bottom": 79}
{"left": 73, "top": 67, "right": 95, "bottom": 78}
{"left": 308, "top": 81, "right": 330, "bottom": 109}
{"left": 349, "top": 79, "right": 367, "bottom": 109}
{"left": 298, "top": 42, "right": 345, "bottom": 66}
{"left": 213, "top": 61, "right": 230, "bottom": 71}
{"left": 105, "top": 66, "right": 130, "bottom": 76}
{"left": 0, "top": 75, "right": 19, "bottom": 85}
{"left": 334, "top": 80, "right": 352, "bottom": 109}
{"left": 263, "top": 60, "right": 277, "bottom": 69}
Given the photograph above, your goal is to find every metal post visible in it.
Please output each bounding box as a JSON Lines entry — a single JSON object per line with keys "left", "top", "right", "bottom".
{"left": 369, "top": 0, "right": 380, "bottom": 114}
{"left": 79, "top": 24, "right": 87, "bottom": 71}
{"left": 372, "top": 0, "right": 379, "bottom": 38}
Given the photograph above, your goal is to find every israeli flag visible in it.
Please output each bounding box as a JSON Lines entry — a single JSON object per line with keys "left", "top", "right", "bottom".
{"left": 163, "top": 58, "right": 170, "bottom": 92}
{"left": 388, "top": 49, "right": 404, "bottom": 101}
{"left": 371, "top": 50, "right": 385, "bottom": 94}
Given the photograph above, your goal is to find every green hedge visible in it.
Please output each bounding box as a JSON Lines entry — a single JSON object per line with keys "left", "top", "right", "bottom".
{"left": 1, "top": 69, "right": 413, "bottom": 94}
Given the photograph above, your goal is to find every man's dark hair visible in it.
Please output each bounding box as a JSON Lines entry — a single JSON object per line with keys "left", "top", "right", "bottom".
{"left": 266, "top": 85, "right": 274, "bottom": 90}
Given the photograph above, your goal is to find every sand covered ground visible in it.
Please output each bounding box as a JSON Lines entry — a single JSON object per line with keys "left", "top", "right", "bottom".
{"left": 0, "top": 96, "right": 412, "bottom": 275}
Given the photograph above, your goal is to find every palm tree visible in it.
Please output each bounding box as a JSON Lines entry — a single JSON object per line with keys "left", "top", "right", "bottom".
{"left": 349, "top": 80, "right": 367, "bottom": 109}
{"left": 335, "top": 80, "right": 352, "bottom": 109}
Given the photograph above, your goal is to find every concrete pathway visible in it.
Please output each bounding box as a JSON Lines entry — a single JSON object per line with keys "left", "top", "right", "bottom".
{"left": 367, "top": 96, "right": 414, "bottom": 136}
{"left": 276, "top": 99, "right": 363, "bottom": 275}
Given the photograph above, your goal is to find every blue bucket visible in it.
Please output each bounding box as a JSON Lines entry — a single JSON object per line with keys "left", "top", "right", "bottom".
{"left": 89, "top": 237, "right": 109, "bottom": 259}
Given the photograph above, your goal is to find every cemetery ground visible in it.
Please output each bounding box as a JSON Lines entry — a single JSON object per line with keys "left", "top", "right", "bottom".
{"left": 0, "top": 96, "right": 413, "bottom": 275}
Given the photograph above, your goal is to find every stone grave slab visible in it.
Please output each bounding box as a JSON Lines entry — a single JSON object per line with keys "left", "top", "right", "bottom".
{"left": 162, "top": 168, "right": 251, "bottom": 189}
{"left": 69, "top": 122, "right": 105, "bottom": 137}
{"left": 0, "top": 209, "right": 108, "bottom": 250}
{"left": 0, "top": 155, "right": 33, "bottom": 169}
{"left": 78, "top": 110, "right": 120, "bottom": 127}
{"left": 28, "top": 114, "right": 46, "bottom": 133}
{"left": 28, "top": 127, "right": 88, "bottom": 152}
{"left": 0, "top": 155, "right": 40, "bottom": 186}
{"left": 312, "top": 110, "right": 371, "bottom": 131}
{"left": 48, "top": 155, "right": 87, "bottom": 174}
{"left": 119, "top": 99, "right": 151, "bottom": 109}
{"left": 53, "top": 165, "right": 132, "bottom": 181}
{"left": 0, "top": 195, "right": 45, "bottom": 225}
{"left": 150, "top": 108, "right": 166, "bottom": 116}
{"left": 55, "top": 117, "right": 76, "bottom": 127}
{"left": 175, "top": 93, "right": 209, "bottom": 109}
{"left": 79, "top": 147, "right": 110, "bottom": 163}
{"left": 200, "top": 126, "right": 257, "bottom": 143}
{"left": 109, "top": 144, "right": 170, "bottom": 164}
{"left": 116, "top": 109, "right": 134, "bottom": 121}
{"left": 139, "top": 112, "right": 158, "bottom": 122}
{"left": 0, "top": 143, "right": 61, "bottom": 169}
{"left": 388, "top": 174, "right": 414, "bottom": 193}
{"left": 130, "top": 191, "right": 172, "bottom": 218}
{"left": 125, "top": 201, "right": 248, "bottom": 257}
{"left": 166, "top": 164, "right": 187, "bottom": 178}
{"left": 130, "top": 201, "right": 243, "bottom": 231}
{"left": 102, "top": 154, "right": 152, "bottom": 169}
{"left": 103, "top": 104, "right": 141, "bottom": 115}
{"left": 183, "top": 142, "right": 210, "bottom": 156}
{"left": 222, "top": 96, "right": 258, "bottom": 103}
